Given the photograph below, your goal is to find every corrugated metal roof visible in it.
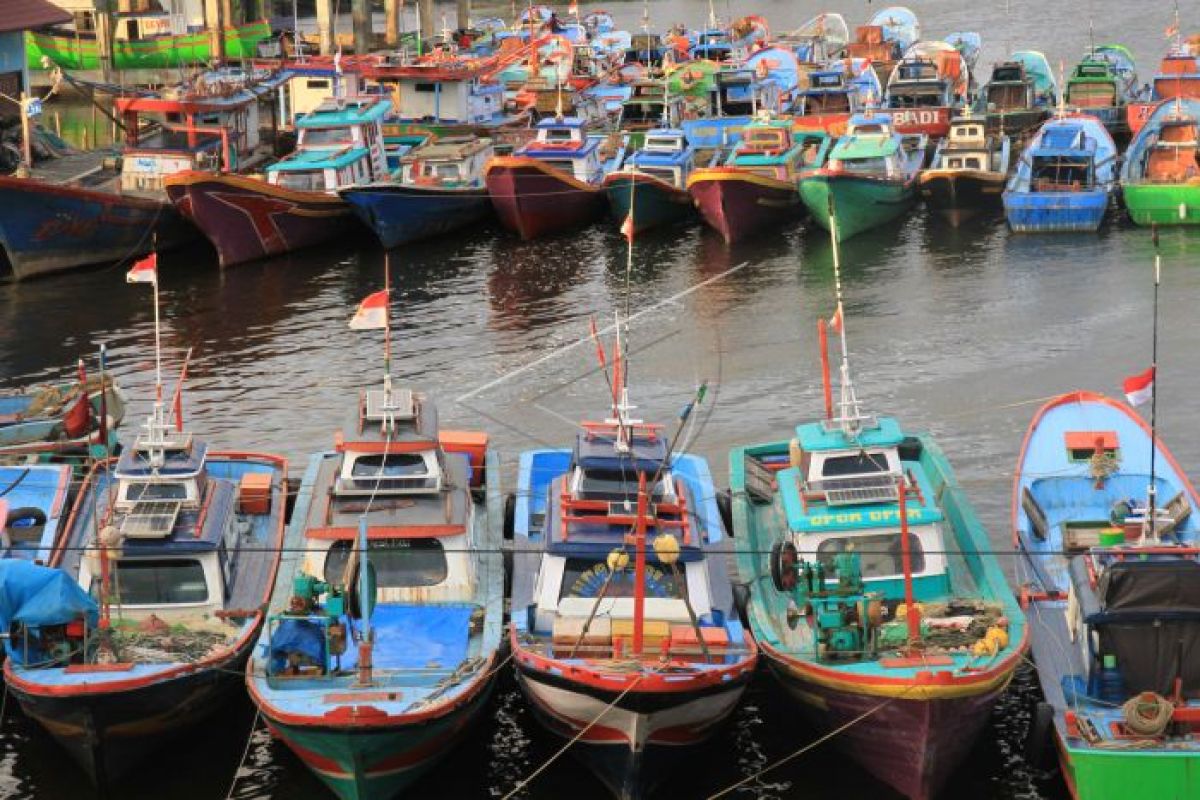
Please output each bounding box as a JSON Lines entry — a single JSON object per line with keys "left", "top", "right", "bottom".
{"left": 0, "top": 0, "right": 72, "bottom": 34}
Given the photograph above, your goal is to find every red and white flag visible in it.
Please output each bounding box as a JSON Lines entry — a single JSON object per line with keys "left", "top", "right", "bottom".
{"left": 349, "top": 289, "right": 389, "bottom": 330}
{"left": 829, "top": 306, "right": 843, "bottom": 335}
{"left": 1123, "top": 366, "right": 1155, "bottom": 407}
{"left": 620, "top": 212, "right": 634, "bottom": 243}
{"left": 126, "top": 253, "right": 157, "bottom": 284}
{"left": 568, "top": 0, "right": 579, "bottom": 15}
{"left": 1166, "top": 23, "right": 1180, "bottom": 39}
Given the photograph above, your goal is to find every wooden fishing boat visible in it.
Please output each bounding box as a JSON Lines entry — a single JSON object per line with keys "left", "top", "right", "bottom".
{"left": 1123, "top": 98, "right": 1200, "bottom": 225}
{"left": 1015, "top": 391, "right": 1200, "bottom": 800}
{"left": 165, "top": 96, "right": 418, "bottom": 266}
{"left": 0, "top": 369, "right": 125, "bottom": 461}
{"left": 919, "top": 113, "right": 1011, "bottom": 225}
{"left": 1127, "top": 36, "right": 1200, "bottom": 134}
{"left": 247, "top": 282, "right": 504, "bottom": 799}
{"left": 801, "top": 111, "right": 926, "bottom": 241}
{"left": 508, "top": 336, "right": 756, "bottom": 800}
{"left": 0, "top": 464, "right": 73, "bottom": 564}
{"left": 602, "top": 128, "right": 697, "bottom": 234}
{"left": 339, "top": 136, "right": 496, "bottom": 250}
{"left": 5, "top": 274, "right": 287, "bottom": 787}
{"left": 687, "top": 119, "right": 826, "bottom": 244}
{"left": 1003, "top": 113, "right": 1119, "bottom": 233}
{"left": 976, "top": 51, "right": 1056, "bottom": 138}
{"left": 884, "top": 40, "right": 973, "bottom": 140}
{"left": 0, "top": 68, "right": 288, "bottom": 281}
{"left": 792, "top": 57, "right": 881, "bottom": 134}
{"left": 485, "top": 116, "right": 618, "bottom": 240}
{"left": 1065, "top": 45, "right": 1141, "bottom": 143}
{"left": 730, "top": 259, "right": 1026, "bottom": 800}
{"left": 26, "top": 18, "right": 271, "bottom": 72}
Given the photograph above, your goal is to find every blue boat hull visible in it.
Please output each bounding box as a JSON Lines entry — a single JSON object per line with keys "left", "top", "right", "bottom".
{"left": 1003, "top": 189, "right": 1110, "bottom": 232}
{"left": 339, "top": 185, "right": 493, "bottom": 250}
{"left": 0, "top": 176, "right": 195, "bottom": 281}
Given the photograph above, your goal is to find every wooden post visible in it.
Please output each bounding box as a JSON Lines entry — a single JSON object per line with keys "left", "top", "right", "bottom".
{"left": 384, "top": 0, "right": 400, "bottom": 45}
{"left": 205, "top": 0, "right": 226, "bottom": 63}
{"left": 316, "top": 0, "right": 335, "bottom": 55}
{"left": 352, "top": 0, "right": 371, "bottom": 55}
{"left": 456, "top": 0, "right": 470, "bottom": 30}
{"left": 898, "top": 476, "right": 921, "bottom": 645}
{"left": 95, "top": 0, "right": 114, "bottom": 82}
{"left": 18, "top": 93, "right": 33, "bottom": 176}
{"left": 418, "top": 0, "right": 435, "bottom": 52}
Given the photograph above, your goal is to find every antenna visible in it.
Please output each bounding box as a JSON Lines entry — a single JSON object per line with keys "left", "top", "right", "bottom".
{"left": 825, "top": 195, "right": 869, "bottom": 440}
{"left": 1147, "top": 225, "right": 1162, "bottom": 539}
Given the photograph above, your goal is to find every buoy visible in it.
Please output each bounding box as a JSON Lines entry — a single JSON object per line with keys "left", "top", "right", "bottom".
{"left": 607, "top": 548, "right": 630, "bottom": 572}
{"left": 653, "top": 533, "right": 681, "bottom": 565}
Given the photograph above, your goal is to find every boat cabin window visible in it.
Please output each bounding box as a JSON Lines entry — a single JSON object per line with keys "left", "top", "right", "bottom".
{"left": 274, "top": 170, "right": 327, "bottom": 192}
{"left": 806, "top": 93, "right": 851, "bottom": 114}
{"left": 323, "top": 538, "right": 448, "bottom": 588}
{"left": 890, "top": 91, "right": 943, "bottom": 108}
{"left": 415, "top": 83, "right": 438, "bottom": 93}
{"left": 1032, "top": 157, "right": 1092, "bottom": 190}
{"left": 821, "top": 452, "right": 890, "bottom": 477}
{"left": 816, "top": 533, "right": 925, "bottom": 579}
{"left": 306, "top": 79, "right": 332, "bottom": 90}
{"left": 987, "top": 84, "right": 1027, "bottom": 110}
{"left": 101, "top": 558, "right": 210, "bottom": 605}
{"left": 946, "top": 156, "right": 983, "bottom": 169}
{"left": 348, "top": 453, "right": 432, "bottom": 491}
{"left": 302, "top": 127, "right": 355, "bottom": 146}
{"left": 543, "top": 127, "right": 577, "bottom": 142}
{"left": 124, "top": 482, "right": 189, "bottom": 503}
{"left": 560, "top": 557, "right": 687, "bottom": 600}
{"left": 835, "top": 156, "right": 888, "bottom": 175}
{"left": 623, "top": 104, "right": 663, "bottom": 123}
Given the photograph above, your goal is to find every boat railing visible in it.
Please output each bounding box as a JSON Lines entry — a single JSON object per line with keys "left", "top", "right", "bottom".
{"left": 558, "top": 480, "right": 692, "bottom": 543}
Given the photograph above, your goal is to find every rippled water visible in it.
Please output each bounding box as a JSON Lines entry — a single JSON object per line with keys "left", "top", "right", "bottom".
{"left": 4, "top": 0, "right": 1199, "bottom": 797}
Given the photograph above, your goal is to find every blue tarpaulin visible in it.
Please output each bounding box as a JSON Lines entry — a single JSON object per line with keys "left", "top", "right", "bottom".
{"left": 0, "top": 560, "right": 97, "bottom": 629}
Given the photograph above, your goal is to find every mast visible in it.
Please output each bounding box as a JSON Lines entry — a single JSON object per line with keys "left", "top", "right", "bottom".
{"left": 384, "top": 251, "right": 393, "bottom": 405}
{"left": 825, "top": 196, "right": 867, "bottom": 439}
{"left": 1148, "top": 227, "right": 1161, "bottom": 537}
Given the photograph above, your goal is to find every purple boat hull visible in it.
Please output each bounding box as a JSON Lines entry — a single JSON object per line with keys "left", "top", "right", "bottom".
{"left": 164, "top": 171, "right": 364, "bottom": 267}
{"left": 765, "top": 657, "right": 1008, "bottom": 800}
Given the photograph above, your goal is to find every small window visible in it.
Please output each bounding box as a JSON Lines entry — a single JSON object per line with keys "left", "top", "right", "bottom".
{"left": 275, "top": 170, "right": 325, "bottom": 191}
{"left": 821, "top": 453, "right": 888, "bottom": 477}
{"left": 126, "top": 482, "right": 187, "bottom": 502}
{"left": 415, "top": 82, "right": 437, "bottom": 93}
{"left": 306, "top": 79, "right": 331, "bottom": 90}
{"left": 352, "top": 454, "right": 427, "bottom": 477}
{"left": 323, "top": 538, "right": 448, "bottom": 588}
{"left": 105, "top": 559, "right": 209, "bottom": 604}
{"left": 544, "top": 128, "right": 575, "bottom": 142}
{"left": 560, "top": 557, "right": 687, "bottom": 600}
{"left": 948, "top": 157, "right": 963, "bottom": 168}
{"left": 816, "top": 533, "right": 926, "bottom": 579}
{"left": 965, "top": 157, "right": 982, "bottom": 169}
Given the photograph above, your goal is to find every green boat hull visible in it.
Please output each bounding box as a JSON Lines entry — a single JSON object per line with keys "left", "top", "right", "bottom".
{"left": 1064, "top": 742, "right": 1200, "bottom": 800}
{"left": 800, "top": 173, "right": 917, "bottom": 241}
{"left": 26, "top": 21, "right": 272, "bottom": 71}
{"left": 1122, "top": 182, "right": 1200, "bottom": 226}
{"left": 604, "top": 173, "right": 696, "bottom": 233}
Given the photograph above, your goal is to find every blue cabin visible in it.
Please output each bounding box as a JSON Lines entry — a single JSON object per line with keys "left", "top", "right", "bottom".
{"left": 620, "top": 127, "right": 695, "bottom": 188}
{"left": 516, "top": 116, "right": 609, "bottom": 183}
{"left": 1003, "top": 114, "right": 1118, "bottom": 232}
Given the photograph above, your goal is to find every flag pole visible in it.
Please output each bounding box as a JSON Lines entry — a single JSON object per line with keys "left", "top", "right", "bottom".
{"left": 384, "top": 251, "right": 392, "bottom": 401}
{"left": 1149, "top": 226, "right": 1161, "bottom": 537}
{"left": 152, "top": 251, "right": 162, "bottom": 415}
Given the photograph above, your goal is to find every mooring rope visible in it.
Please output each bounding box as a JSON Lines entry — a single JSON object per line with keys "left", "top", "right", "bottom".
{"left": 223, "top": 706, "right": 262, "bottom": 800}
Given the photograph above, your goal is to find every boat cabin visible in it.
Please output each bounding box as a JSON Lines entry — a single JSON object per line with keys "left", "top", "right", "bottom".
{"left": 887, "top": 57, "right": 956, "bottom": 108}
{"left": 846, "top": 25, "right": 898, "bottom": 64}
{"left": 712, "top": 68, "right": 781, "bottom": 117}
{"left": 826, "top": 114, "right": 906, "bottom": 178}
{"left": 1029, "top": 124, "right": 1097, "bottom": 191}
{"left": 1153, "top": 54, "right": 1200, "bottom": 100}
{"left": 935, "top": 116, "right": 997, "bottom": 172}
{"left": 623, "top": 128, "right": 694, "bottom": 188}
{"left": 1067, "top": 60, "right": 1119, "bottom": 109}
{"left": 774, "top": 416, "right": 951, "bottom": 600}
{"left": 1142, "top": 115, "right": 1200, "bottom": 183}
{"left": 365, "top": 58, "right": 505, "bottom": 126}
{"left": 798, "top": 69, "right": 856, "bottom": 115}
{"left": 400, "top": 136, "right": 494, "bottom": 188}
{"left": 266, "top": 96, "right": 393, "bottom": 193}
{"left": 516, "top": 116, "right": 606, "bottom": 183}
{"left": 618, "top": 79, "right": 682, "bottom": 130}
{"left": 724, "top": 119, "right": 818, "bottom": 179}
{"left": 76, "top": 413, "right": 235, "bottom": 620}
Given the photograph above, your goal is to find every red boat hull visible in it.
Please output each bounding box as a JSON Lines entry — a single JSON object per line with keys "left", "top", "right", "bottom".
{"left": 485, "top": 157, "right": 606, "bottom": 240}
{"left": 687, "top": 169, "right": 803, "bottom": 244}
{"left": 164, "top": 171, "right": 362, "bottom": 267}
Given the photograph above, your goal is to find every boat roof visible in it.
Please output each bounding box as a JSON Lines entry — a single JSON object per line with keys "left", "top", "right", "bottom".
{"left": 268, "top": 146, "right": 370, "bottom": 172}
{"left": 796, "top": 415, "right": 906, "bottom": 452}
{"left": 115, "top": 438, "right": 207, "bottom": 477}
{"left": 778, "top": 457, "right": 943, "bottom": 534}
{"left": 535, "top": 116, "right": 588, "bottom": 130}
{"left": 297, "top": 96, "right": 392, "bottom": 128}
{"left": 831, "top": 134, "right": 899, "bottom": 159}
{"left": 573, "top": 427, "right": 667, "bottom": 474}
{"left": 400, "top": 136, "right": 492, "bottom": 162}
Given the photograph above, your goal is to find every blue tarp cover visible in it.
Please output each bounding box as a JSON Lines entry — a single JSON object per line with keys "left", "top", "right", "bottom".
{"left": 0, "top": 560, "right": 97, "bottom": 629}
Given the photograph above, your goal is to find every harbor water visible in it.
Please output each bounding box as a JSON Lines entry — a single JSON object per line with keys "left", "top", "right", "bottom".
{"left": 2, "top": 0, "right": 1197, "bottom": 797}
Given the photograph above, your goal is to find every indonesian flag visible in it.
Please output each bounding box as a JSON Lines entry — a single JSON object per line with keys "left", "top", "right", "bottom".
{"left": 1166, "top": 23, "right": 1180, "bottom": 38}
{"left": 1123, "top": 366, "right": 1155, "bottom": 407}
{"left": 126, "top": 253, "right": 157, "bottom": 284}
{"left": 620, "top": 212, "right": 634, "bottom": 243}
{"left": 568, "top": 0, "right": 578, "bottom": 14}
{"left": 829, "top": 306, "right": 843, "bottom": 335}
{"left": 349, "top": 289, "right": 389, "bottom": 330}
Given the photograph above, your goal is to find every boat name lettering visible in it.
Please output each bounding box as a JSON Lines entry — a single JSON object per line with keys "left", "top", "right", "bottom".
{"left": 892, "top": 109, "right": 946, "bottom": 126}
{"left": 807, "top": 508, "right": 922, "bottom": 527}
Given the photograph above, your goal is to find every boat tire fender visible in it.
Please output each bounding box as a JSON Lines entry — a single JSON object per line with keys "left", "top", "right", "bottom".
{"left": 6, "top": 507, "right": 47, "bottom": 535}
{"left": 770, "top": 540, "right": 799, "bottom": 593}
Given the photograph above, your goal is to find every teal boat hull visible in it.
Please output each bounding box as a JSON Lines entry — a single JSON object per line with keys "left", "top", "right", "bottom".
{"left": 801, "top": 173, "right": 917, "bottom": 241}
{"left": 602, "top": 172, "right": 696, "bottom": 233}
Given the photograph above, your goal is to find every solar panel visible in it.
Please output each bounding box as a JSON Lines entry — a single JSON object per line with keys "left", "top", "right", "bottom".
{"left": 121, "top": 500, "right": 183, "bottom": 538}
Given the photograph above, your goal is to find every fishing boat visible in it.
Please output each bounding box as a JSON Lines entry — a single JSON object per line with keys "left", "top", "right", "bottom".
{"left": 508, "top": 328, "right": 756, "bottom": 800}
{"left": 247, "top": 276, "right": 504, "bottom": 799}
{"left": 0, "top": 68, "right": 287, "bottom": 281}
{"left": 4, "top": 262, "right": 288, "bottom": 787}
{"left": 687, "top": 118, "right": 827, "bottom": 244}
{"left": 976, "top": 51, "right": 1056, "bottom": 138}
{"left": 1065, "top": 45, "right": 1141, "bottom": 142}
{"left": 602, "top": 128, "right": 697, "bottom": 234}
{"left": 339, "top": 136, "right": 496, "bottom": 250}
{"left": 1003, "top": 113, "right": 1119, "bottom": 233}
{"left": 730, "top": 226, "right": 1026, "bottom": 800}
{"left": 1122, "top": 98, "right": 1200, "bottom": 226}
{"left": 1127, "top": 34, "right": 1200, "bottom": 134}
{"left": 26, "top": 13, "right": 271, "bottom": 73}
{"left": 361, "top": 54, "right": 511, "bottom": 138}
{"left": 800, "top": 111, "right": 927, "bottom": 241}
{"left": 792, "top": 58, "right": 882, "bottom": 132}
{"left": 884, "top": 41, "right": 973, "bottom": 141}
{"left": 919, "top": 112, "right": 1012, "bottom": 225}
{"left": 0, "top": 464, "right": 73, "bottom": 563}
{"left": 0, "top": 364, "right": 125, "bottom": 462}
{"left": 617, "top": 79, "right": 684, "bottom": 137}
{"left": 165, "top": 96, "right": 415, "bottom": 267}
{"left": 485, "top": 115, "right": 620, "bottom": 240}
